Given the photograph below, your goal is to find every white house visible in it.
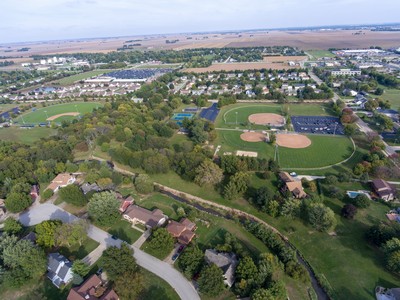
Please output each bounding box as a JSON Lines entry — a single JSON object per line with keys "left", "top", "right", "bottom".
{"left": 47, "top": 253, "right": 73, "bottom": 288}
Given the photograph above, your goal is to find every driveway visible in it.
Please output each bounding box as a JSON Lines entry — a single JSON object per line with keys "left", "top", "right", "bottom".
{"left": 19, "top": 204, "right": 200, "bottom": 300}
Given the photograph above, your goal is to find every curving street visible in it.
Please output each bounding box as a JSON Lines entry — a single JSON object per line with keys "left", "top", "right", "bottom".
{"left": 19, "top": 203, "right": 200, "bottom": 300}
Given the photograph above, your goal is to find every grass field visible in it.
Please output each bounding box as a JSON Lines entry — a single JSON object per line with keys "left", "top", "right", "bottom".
{"left": 216, "top": 130, "right": 354, "bottom": 168}
{"left": 216, "top": 103, "right": 334, "bottom": 129}
{"left": 0, "top": 103, "right": 19, "bottom": 112}
{"left": 15, "top": 102, "right": 102, "bottom": 124}
{"left": 0, "top": 126, "right": 56, "bottom": 144}
{"left": 306, "top": 50, "right": 336, "bottom": 59}
{"left": 381, "top": 87, "right": 400, "bottom": 108}
{"left": 54, "top": 70, "right": 114, "bottom": 85}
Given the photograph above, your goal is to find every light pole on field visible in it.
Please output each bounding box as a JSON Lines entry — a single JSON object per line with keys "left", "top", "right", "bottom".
{"left": 44, "top": 110, "right": 49, "bottom": 119}
{"left": 235, "top": 111, "right": 238, "bottom": 125}
{"left": 75, "top": 105, "right": 78, "bottom": 113}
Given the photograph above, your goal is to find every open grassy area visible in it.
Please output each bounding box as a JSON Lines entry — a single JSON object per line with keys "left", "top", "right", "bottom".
{"left": 0, "top": 103, "right": 20, "bottom": 112}
{"left": 306, "top": 50, "right": 336, "bottom": 59}
{"left": 216, "top": 103, "right": 333, "bottom": 129}
{"left": 380, "top": 87, "right": 400, "bottom": 108}
{"left": 147, "top": 166, "right": 400, "bottom": 300}
{"left": 139, "top": 269, "right": 180, "bottom": 300}
{"left": 107, "top": 219, "right": 142, "bottom": 244}
{"left": 215, "top": 130, "right": 354, "bottom": 168}
{"left": 15, "top": 102, "right": 102, "bottom": 124}
{"left": 58, "top": 237, "right": 99, "bottom": 261}
{"left": 0, "top": 126, "right": 56, "bottom": 144}
{"left": 54, "top": 70, "right": 114, "bottom": 85}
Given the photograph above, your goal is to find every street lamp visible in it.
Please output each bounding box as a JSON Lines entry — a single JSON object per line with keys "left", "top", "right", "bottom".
{"left": 235, "top": 111, "right": 238, "bottom": 125}
{"left": 44, "top": 110, "right": 49, "bottom": 119}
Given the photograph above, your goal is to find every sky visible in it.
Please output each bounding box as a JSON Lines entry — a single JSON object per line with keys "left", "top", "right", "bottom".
{"left": 1, "top": 0, "right": 400, "bottom": 43}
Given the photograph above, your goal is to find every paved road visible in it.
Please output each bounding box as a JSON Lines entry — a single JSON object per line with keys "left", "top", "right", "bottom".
{"left": 19, "top": 204, "right": 200, "bottom": 300}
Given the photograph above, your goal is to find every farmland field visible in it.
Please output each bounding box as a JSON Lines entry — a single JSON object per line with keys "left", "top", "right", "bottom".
{"left": 184, "top": 61, "right": 294, "bottom": 72}
{"left": 216, "top": 130, "right": 354, "bottom": 168}
{"left": 15, "top": 102, "right": 102, "bottom": 124}
{"left": 0, "top": 126, "right": 56, "bottom": 144}
{"left": 306, "top": 50, "right": 336, "bottom": 59}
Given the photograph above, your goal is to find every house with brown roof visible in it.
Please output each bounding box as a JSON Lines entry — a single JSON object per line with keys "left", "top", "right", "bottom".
{"left": 67, "top": 274, "right": 119, "bottom": 300}
{"left": 372, "top": 179, "right": 396, "bottom": 201}
{"left": 123, "top": 205, "right": 167, "bottom": 229}
{"left": 204, "top": 249, "right": 238, "bottom": 287}
{"left": 279, "top": 172, "right": 307, "bottom": 199}
{"left": 166, "top": 218, "right": 197, "bottom": 245}
{"left": 47, "top": 173, "right": 76, "bottom": 193}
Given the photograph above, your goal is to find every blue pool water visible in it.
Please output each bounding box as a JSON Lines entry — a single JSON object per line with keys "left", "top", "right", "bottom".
{"left": 347, "top": 191, "right": 362, "bottom": 198}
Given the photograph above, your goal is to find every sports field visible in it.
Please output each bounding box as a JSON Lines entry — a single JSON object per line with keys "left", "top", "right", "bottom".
{"left": 216, "top": 103, "right": 333, "bottom": 129}
{"left": 0, "top": 127, "right": 56, "bottom": 144}
{"left": 15, "top": 102, "right": 102, "bottom": 124}
{"left": 54, "top": 70, "right": 114, "bottom": 85}
{"left": 216, "top": 130, "right": 354, "bottom": 169}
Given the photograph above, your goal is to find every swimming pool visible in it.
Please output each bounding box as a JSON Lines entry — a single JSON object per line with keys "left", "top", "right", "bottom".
{"left": 347, "top": 191, "right": 370, "bottom": 199}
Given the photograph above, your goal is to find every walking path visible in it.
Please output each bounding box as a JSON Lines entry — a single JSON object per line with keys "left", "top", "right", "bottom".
{"left": 18, "top": 204, "right": 200, "bottom": 300}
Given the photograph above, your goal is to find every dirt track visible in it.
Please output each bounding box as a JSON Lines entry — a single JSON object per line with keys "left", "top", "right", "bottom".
{"left": 46, "top": 112, "right": 79, "bottom": 121}
{"left": 240, "top": 132, "right": 267, "bottom": 142}
{"left": 249, "top": 113, "right": 285, "bottom": 126}
{"left": 276, "top": 134, "right": 311, "bottom": 148}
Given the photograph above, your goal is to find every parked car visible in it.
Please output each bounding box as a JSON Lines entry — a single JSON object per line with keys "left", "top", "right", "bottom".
{"left": 172, "top": 253, "right": 179, "bottom": 261}
{"left": 111, "top": 235, "right": 117, "bottom": 240}
{"left": 96, "top": 268, "right": 103, "bottom": 275}
{"left": 178, "top": 245, "right": 185, "bottom": 253}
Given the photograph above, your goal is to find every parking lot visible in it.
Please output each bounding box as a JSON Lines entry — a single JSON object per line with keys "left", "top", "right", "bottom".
{"left": 291, "top": 116, "right": 344, "bottom": 135}
{"left": 105, "top": 68, "right": 173, "bottom": 80}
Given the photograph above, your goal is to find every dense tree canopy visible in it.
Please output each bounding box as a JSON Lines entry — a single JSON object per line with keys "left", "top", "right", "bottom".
{"left": 87, "top": 191, "right": 119, "bottom": 226}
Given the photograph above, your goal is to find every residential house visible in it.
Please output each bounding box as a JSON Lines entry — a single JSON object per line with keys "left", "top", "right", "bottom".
{"left": 279, "top": 172, "right": 307, "bottom": 198}
{"left": 22, "top": 232, "right": 37, "bottom": 244}
{"left": 118, "top": 195, "right": 134, "bottom": 213}
{"left": 377, "top": 109, "right": 399, "bottom": 122}
{"left": 80, "top": 183, "right": 101, "bottom": 195}
{"left": 47, "top": 253, "right": 74, "bottom": 288}
{"left": 372, "top": 179, "right": 396, "bottom": 201}
{"left": 331, "top": 69, "right": 362, "bottom": 76}
{"left": 47, "top": 173, "right": 76, "bottom": 193}
{"left": 30, "top": 185, "right": 39, "bottom": 200}
{"left": 123, "top": 205, "right": 167, "bottom": 228}
{"left": 166, "top": 218, "right": 197, "bottom": 245}
{"left": 204, "top": 249, "right": 238, "bottom": 287}
{"left": 67, "top": 274, "right": 119, "bottom": 300}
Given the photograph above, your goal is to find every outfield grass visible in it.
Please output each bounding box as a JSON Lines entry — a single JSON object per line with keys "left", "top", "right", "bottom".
{"left": 0, "top": 126, "right": 56, "bottom": 144}
{"left": 15, "top": 102, "right": 102, "bottom": 124}
{"left": 216, "top": 130, "right": 354, "bottom": 168}
{"left": 306, "top": 50, "right": 335, "bottom": 59}
{"left": 216, "top": 103, "right": 334, "bottom": 129}
{"left": 54, "top": 70, "right": 114, "bottom": 85}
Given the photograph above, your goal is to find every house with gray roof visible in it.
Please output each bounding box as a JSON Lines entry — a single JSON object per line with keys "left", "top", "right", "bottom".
{"left": 204, "top": 249, "right": 238, "bottom": 287}
{"left": 47, "top": 253, "right": 74, "bottom": 288}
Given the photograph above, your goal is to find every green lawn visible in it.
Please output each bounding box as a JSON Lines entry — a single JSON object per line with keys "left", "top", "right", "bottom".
{"left": 107, "top": 219, "right": 142, "bottom": 244}
{"left": 306, "top": 50, "right": 336, "bottom": 59}
{"left": 141, "top": 240, "right": 171, "bottom": 260}
{"left": 0, "top": 103, "right": 20, "bottom": 112}
{"left": 54, "top": 70, "right": 114, "bottom": 85}
{"left": 216, "top": 130, "right": 354, "bottom": 168}
{"left": 380, "top": 87, "right": 400, "bottom": 108}
{"left": 138, "top": 269, "right": 180, "bottom": 300}
{"left": 0, "top": 126, "right": 56, "bottom": 144}
{"left": 216, "top": 103, "right": 334, "bottom": 129}
{"left": 149, "top": 169, "right": 400, "bottom": 300}
{"left": 15, "top": 102, "right": 102, "bottom": 124}
{"left": 58, "top": 237, "right": 99, "bottom": 261}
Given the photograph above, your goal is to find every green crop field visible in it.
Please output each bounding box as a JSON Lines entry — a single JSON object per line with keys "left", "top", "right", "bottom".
{"left": 15, "top": 102, "right": 102, "bottom": 124}
{"left": 216, "top": 103, "right": 334, "bottom": 129}
{"left": 306, "top": 50, "right": 336, "bottom": 59}
{"left": 54, "top": 70, "right": 115, "bottom": 85}
{"left": 216, "top": 130, "right": 354, "bottom": 169}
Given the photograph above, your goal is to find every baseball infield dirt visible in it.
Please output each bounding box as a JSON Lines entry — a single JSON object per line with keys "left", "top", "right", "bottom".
{"left": 240, "top": 132, "right": 267, "bottom": 142}
{"left": 46, "top": 112, "right": 80, "bottom": 121}
{"left": 276, "top": 134, "right": 311, "bottom": 148}
{"left": 248, "top": 113, "right": 285, "bottom": 126}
